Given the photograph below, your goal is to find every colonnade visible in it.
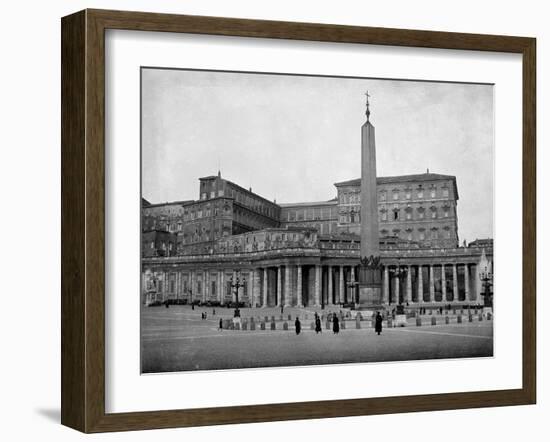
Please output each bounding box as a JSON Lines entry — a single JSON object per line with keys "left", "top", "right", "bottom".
{"left": 144, "top": 261, "right": 481, "bottom": 307}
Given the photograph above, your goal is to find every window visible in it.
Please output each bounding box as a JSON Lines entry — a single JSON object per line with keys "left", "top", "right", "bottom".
{"left": 406, "top": 211, "right": 412, "bottom": 220}
{"left": 431, "top": 188, "right": 436, "bottom": 198}
{"left": 419, "top": 230, "right": 426, "bottom": 241}
{"left": 407, "top": 231, "right": 413, "bottom": 241}
{"left": 444, "top": 209, "right": 450, "bottom": 218}
{"left": 405, "top": 190, "right": 411, "bottom": 200}
{"left": 150, "top": 241, "right": 154, "bottom": 249}
{"left": 431, "top": 229, "right": 438, "bottom": 239}
{"left": 218, "top": 189, "right": 224, "bottom": 197}
{"left": 431, "top": 210, "right": 437, "bottom": 219}
{"left": 381, "top": 211, "right": 387, "bottom": 221}
{"left": 211, "top": 280, "right": 216, "bottom": 296}
{"left": 393, "top": 210, "right": 399, "bottom": 220}
{"left": 393, "top": 191, "right": 399, "bottom": 201}
{"left": 379, "top": 192, "right": 386, "bottom": 201}
{"left": 197, "top": 280, "right": 202, "bottom": 295}
{"left": 443, "top": 188, "right": 449, "bottom": 198}
{"left": 418, "top": 188, "right": 424, "bottom": 198}
{"left": 201, "top": 193, "right": 207, "bottom": 200}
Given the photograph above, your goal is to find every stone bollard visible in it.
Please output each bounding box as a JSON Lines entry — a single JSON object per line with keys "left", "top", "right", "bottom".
{"left": 250, "top": 321, "right": 256, "bottom": 331}
{"left": 431, "top": 316, "right": 437, "bottom": 326}
{"left": 487, "top": 312, "right": 493, "bottom": 320}
{"left": 260, "top": 322, "right": 266, "bottom": 330}
{"left": 242, "top": 322, "right": 247, "bottom": 331}
{"left": 283, "top": 321, "right": 288, "bottom": 331}
{"left": 445, "top": 315, "right": 450, "bottom": 325}
{"left": 310, "top": 322, "right": 315, "bottom": 330}
{"left": 356, "top": 316, "right": 361, "bottom": 329}
{"left": 235, "top": 322, "right": 240, "bottom": 330}
{"left": 468, "top": 314, "right": 473, "bottom": 322}
{"left": 478, "top": 313, "right": 483, "bottom": 321}
{"left": 341, "top": 321, "right": 346, "bottom": 330}
{"left": 457, "top": 315, "right": 462, "bottom": 324}
{"left": 270, "top": 320, "right": 276, "bottom": 330}
{"left": 416, "top": 317, "right": 422, "bottom": 326}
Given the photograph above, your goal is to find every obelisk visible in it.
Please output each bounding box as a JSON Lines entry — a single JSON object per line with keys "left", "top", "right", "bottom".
{"left": 358, "top": 92, "right": 383, "bottom": 306}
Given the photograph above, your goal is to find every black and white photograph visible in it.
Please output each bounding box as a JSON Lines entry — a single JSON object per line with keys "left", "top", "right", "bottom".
{"left": 140, "top": 68, "right": 494, "bottom": 374}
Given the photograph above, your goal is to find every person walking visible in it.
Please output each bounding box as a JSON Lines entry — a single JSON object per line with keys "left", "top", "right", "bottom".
{"left": 375, "top": 311, "right": 383, "bottom": 336}
{"left": 295, "top": 317, "right": 301, "bottom": 335}
{"left": 332, "top": 315, "right": 340, "bottom": 334}
{"left": 218, "top": 318, "right": 223, "bottom": 330}
{"left": 315, "top": 316, "right": 322, "bottom": 334}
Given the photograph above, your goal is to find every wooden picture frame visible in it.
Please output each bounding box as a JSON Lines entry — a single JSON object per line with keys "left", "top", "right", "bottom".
{"left": 61, "top": 8, "right": 536, "bottom": 433}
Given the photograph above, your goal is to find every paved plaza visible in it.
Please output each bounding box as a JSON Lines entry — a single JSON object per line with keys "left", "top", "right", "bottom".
{"left": 141, "top": 305, "right": 493, "bottom": 373}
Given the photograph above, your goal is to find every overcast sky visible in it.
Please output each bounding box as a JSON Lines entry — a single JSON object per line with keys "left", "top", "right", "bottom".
{"left": 142, "top": 68, "right": 493, "bottom": 243}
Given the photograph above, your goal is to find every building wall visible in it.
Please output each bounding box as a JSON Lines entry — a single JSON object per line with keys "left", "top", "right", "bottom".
{"left": 279, "top": 201, "right": 338, "bottom": 235}
{"left": 335, "top": 174, "right": 459, "bottom": 248}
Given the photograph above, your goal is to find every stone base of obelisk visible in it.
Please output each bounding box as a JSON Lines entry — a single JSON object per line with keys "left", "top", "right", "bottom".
{"left": 356, "top": 286, "right": 384, "bottom": 310}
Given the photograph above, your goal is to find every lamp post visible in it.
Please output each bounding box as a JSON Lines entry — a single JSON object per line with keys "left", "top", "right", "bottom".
{"left": 479, "top": 265, "right": 493, "bottom": 308}
{"left": 346, "top": 279, "right": 359, "bottom": 306}
{"left": 388, "top": 262, "right": 408, "bottom": 314}
{"left": 229, "top": 270, "right": 245, "bottom": 318}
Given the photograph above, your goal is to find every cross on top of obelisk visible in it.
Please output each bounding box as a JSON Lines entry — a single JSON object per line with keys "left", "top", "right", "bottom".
{"left": 365, "top": 91, "right": 371, "bottom": 121}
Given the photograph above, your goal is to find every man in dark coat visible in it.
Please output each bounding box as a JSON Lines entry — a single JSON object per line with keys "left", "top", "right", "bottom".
{"left": 375, "top": 311, "right": 383, "bottom": 335}
{"left": 295, "top": 317, "right": 301, "bottom": 335}
{"left": 332, "top": 315, "right": 340, "bottom": 334}
{"left": 315, "top": 316, "right": 322, "bottom": 334}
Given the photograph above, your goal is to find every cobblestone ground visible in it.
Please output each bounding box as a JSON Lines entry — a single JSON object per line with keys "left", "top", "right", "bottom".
{"left": 141, "top": 305, "right": 493, "bottom": 373}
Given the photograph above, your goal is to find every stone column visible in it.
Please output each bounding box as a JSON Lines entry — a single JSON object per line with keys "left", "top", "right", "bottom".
{"left": 277, "top": 266, "right": 282, "bottom": 307}
{"left": 441, "top": 265, "right": 446, "bottom": 303}
{"left": 406, "top": 265, "right": 412, "bottom": 304}
{"left": 394, "top": 272, "right": 400, "bottom": 304}
{"left": 253, "top": 269, "right": 260, "bottom": 307}
{"left": 471, "top": 264, "right": 480, "bottom": 304}
{"left": 383, "top": 266, "right": 390, "bottom": 304}
{"left": 284, "top": 265, "right": 292, "bottom": 307}
{"left": 429, "top": 265, "right": 435, "bottom": 302}
{"left": 218, "top": 270, "right": 223, "bottom": 303}
{"left": 314, "top": 265, "right": 321, "bottom": 307}
{"left": 191, "top": 271, "right": 196, "bottom": 302}
{"left": 327, "top": 266, "right": 333, "bottom": 306}
{"left": 464, "top": 264, "right": 470, "bottom": 301}
{"left": 417, "top": 266, "right": 424, "bottom": 303}
{"left": 452, "top": 264, "right": 458, "bottom": 302}
{"left": 350, "top": 266, "right": 355, "bottom": 304}
{"left": 339, "top": 265, "right": 344, "bottom": 304}
{"left": 232, "top": 270, "right": 237, "bottom": 303}
{"left": 262, "top": 268, "right": 268, "bottom": 307}
{"left": 248, "top": 271, "right": 254, "bottom": 306}
{"left": 296, "top": 265, "right": 303, "bottom": 307}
